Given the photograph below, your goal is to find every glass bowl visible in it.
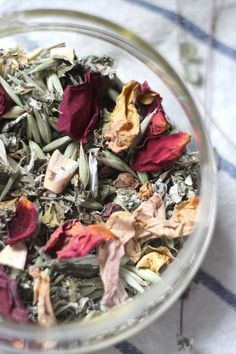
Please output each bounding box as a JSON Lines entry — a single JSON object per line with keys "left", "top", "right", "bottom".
{"left": 0, "top": 9, "right": 217, "bottom": 354}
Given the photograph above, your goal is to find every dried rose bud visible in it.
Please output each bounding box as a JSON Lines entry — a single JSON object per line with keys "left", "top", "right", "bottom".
{"left": 114, "top": 173, "right": 139, "bottom": 189}
{"left": 101, "top": 202, "right": 123, "bottom": 222}
{"left": 57, "top": 71, "right": 101, "bottom": 144}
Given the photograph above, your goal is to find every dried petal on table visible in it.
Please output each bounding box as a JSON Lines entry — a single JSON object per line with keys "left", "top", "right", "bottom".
{"left": 97, "top": 240, "right": 128, "bottom": 308}
{"left": 0, "top": 242, "right": 27, "bottom": 270}
{"left": 29, "top": 268, "right": 56, "bottom": 328}
{"left": 136, "top": 246, "right": 174, "bottom": 274}
{"left": 6, "top": 196, "right": 38, "bottom": 246}
{"left": 57, "top": 224, "right": 116, "bottom": 260}
{"left": 137, "top": 182, "right": 154, "bottom": 200}
{"left": 0, "top": 84, "right": 14, "bottom": 118}
{"left": 50, "top": 47, "right": 75, "bottom": 64}
{"left": 44, "top": 149, "right": 79, "bottom": 194}
{"left": 101, "top": 202, "right": 123, "bottom": 222}
{"left": 43, "top": 219, "right": 84, "bottom": 256}
{"left": 57, "top": 71, "right": 101, "bottom": 144}
{"left": 105, "top": 81, "right": 140, "bottom": 153}
{"left": 114, "top": 173, "right": 139, "bottom": 189}
{"left": 132, "top": 132, "right": 191, "bottom": 172}
{"left": 0, "top": 267, "right": 28, "bottom": 323}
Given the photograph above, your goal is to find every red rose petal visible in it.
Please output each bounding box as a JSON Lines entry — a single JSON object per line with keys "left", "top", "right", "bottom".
{"left": 0, "top": 267, "right": 28, "bottom": 323}
{"left": 136, "top": 81, "right": 169, "bottom": 140}
{"left": 6, "top": 197, "right": 39, "bottom": 246}
{"left": 0, "top": 84, "right": 13, "bottom": 118}
{"left": 132, "top": 132, "right": 191, "bottom": 172}
{"left": 57, "top": 71, "right": 101, "bottom": 144}
{"left": 57, "top": 224, "right": 115, "bottom": 260}
{"left": 43, "top": 220, "right": 84, "bottom": 256}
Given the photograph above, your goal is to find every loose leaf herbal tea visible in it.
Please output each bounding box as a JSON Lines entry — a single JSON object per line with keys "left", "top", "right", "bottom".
{"left": 0, "top": 44, "right": 200, "bottom": 326}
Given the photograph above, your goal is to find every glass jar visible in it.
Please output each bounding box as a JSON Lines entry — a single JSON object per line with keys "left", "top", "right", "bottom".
{"left": 0, "top": 9, "right": 217, "bottom": 354}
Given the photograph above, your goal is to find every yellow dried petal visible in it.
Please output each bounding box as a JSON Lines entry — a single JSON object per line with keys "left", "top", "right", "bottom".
{"left": 137, "top": 182, "right": 154, "bottom": 200}
{"left": 137, "top": 247, "right": 173, "bottom": 274}
{"left": 105, "top": 81, "right": 140, "bottom": 153}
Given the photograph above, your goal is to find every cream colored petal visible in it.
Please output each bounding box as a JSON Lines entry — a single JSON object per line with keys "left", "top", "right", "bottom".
{"left": 50, "top": 47, "right": 75, "bottom": 64}
{"left": 134, "top": 193, "right": 166, "bottom": 221}
{"left": 124, "top": 238, "right": 141, "bottom": 262}
{"left": 29, "top": 268, "right": 57, "bottom": 328}
{"left": 0, "top": 242, "right": 27, "bottom": 270}
{"left": 106, "top": 211, "right": 136, "bottom": 244}
{"left": 44, "top": 149, "right": 79, "bottom": 194}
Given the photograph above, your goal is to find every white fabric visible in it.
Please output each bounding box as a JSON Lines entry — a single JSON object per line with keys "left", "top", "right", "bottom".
{"left": 1, "top": 1, "right": 235, "bottom": 353}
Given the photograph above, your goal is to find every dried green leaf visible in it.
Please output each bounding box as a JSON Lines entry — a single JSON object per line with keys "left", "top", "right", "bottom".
{"left": 47, "top": 73, "right": 63, "bottom": 96}
{"left": 0, "top": 75, "right": 23, "bottom": 107}
{"left": 2, "top": 106, "right": 25, "bottom": 119}
{"left": 100, "top": 150, "right": 137, "bottom": 178}
{"left": 26, "top": 114, "right": 41, "bottom": 144}
{"left": 77, "top": 198, "right": 103, "bottom": 211}
{"left": 34, "top": 109, "right": 51, "bottom": 144}
{"left": 42, "top": 203, "right": 65, "bottom": 228}
{"left": 64, "top": 142, "right": 78, "bottom": 160}
{"left": 29, "top": 58, "right": 55, "bottom": 74}
{"left": 79, "top": 144, "right": 89, "bottom": 189}
{"left": 43, "top": 136, "right": 71, "bottom": 152}
{"left": 29, "top": 140, "right": 47, "bottom": 160}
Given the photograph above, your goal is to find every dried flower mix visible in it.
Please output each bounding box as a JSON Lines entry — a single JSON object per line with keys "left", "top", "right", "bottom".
{"left": 0, "top": 44, "right": 200, "bottom": 326}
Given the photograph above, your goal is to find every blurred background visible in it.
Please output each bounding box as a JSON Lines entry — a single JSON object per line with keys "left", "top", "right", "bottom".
{"left": 1, "top": 1, "right": 235, "bottom": 353}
